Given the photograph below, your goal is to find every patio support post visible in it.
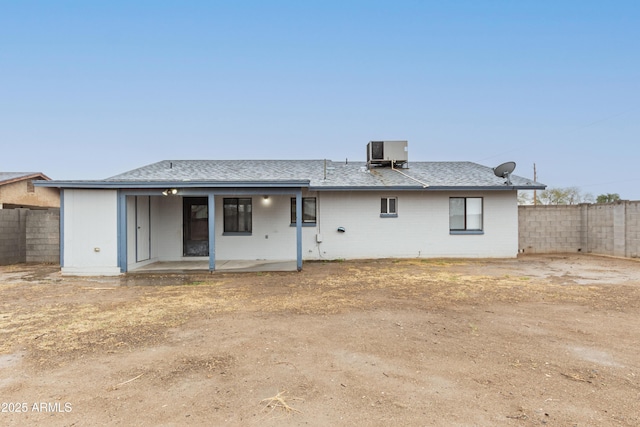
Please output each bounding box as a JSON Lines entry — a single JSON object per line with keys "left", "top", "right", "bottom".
{"left": 208, "top": 193, "right": 216, "bottom": 271}
{"left": 59, "top": 189, "right": 65, "bottom": 268}
{"left": 117, "top": 190, "right": 128, "bottom": 273}
{"left": 296, "top": 189, "right": 302, "bottom": 271}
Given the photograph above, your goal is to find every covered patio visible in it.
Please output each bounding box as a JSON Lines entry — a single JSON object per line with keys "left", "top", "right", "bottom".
{"left": 118, "top": 185, "right": 308, "bottom": 273}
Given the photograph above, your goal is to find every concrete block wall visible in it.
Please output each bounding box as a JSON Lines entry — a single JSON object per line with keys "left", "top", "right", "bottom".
{"left": 586, "top": 204, "right": 614, "bottom": 255}
{"left": 518, "top": 205, "right": 583, "bottom": 253}
{"left": 0, "top": 209, "right": 27, "bottom": 265}
{"left": 519, "top": 201, "right": 640, "bottom": 258}
{"left": 0, "top": 208, "right": 59, "bottom": 265}
{"left": 26, "top": 209, "right": 60, "bottom": 263}
{"left": 626, "top": 202, "right": 640, "bottom": 258}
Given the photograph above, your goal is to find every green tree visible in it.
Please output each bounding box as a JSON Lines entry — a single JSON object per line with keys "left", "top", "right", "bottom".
{"left": 518, "top": 191, "right": 533, "bottom": 205}
{"left": 596, "top": 193, "right": 621, "bottom": 203}
{"left": 536, "top": 187, "right": 593, "bottom": 205}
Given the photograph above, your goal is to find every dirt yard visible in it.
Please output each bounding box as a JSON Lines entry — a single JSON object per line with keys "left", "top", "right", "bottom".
{"left": 1, "top": 255, "right": 640, "bottom": 426}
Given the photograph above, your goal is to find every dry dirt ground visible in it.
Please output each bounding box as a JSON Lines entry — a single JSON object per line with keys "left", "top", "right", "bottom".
{"left": 1, "top": 255, "right": 640, "bottom": 426}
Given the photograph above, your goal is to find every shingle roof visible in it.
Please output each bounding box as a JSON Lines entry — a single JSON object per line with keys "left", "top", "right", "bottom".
{"left": 0, "top": 172, "right": 50, "bottom": 185}
{"left": 105, "top": 159, "right": 544, "bottom": 190}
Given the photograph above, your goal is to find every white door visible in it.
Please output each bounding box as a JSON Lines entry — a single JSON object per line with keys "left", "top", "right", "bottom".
{"left": 136, "top": 196, "right": 151, "bottom": 262}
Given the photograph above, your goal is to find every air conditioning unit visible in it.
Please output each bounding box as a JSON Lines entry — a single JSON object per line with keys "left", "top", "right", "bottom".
{"left": 367, "top": 140, "right": 408, "bottom": 168}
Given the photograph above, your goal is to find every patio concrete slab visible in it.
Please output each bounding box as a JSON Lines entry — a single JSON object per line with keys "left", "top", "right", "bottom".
{"left": 128, "top": 260, "right": 298, "bottom": 274}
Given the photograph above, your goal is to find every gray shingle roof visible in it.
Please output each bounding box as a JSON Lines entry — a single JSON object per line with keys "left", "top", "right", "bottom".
{"left": 105, "top": 160, "right": 544, "bottom": 190}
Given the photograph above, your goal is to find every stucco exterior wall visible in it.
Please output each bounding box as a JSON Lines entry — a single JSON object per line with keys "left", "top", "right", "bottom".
{"left": 124, "top": 190, "right": 519, "bottom": 267}
{"left": 313, "top": 190, "right": 518, "bottom": 260}
{"left": 62, "top": 189, "right": 120, "bottom": 275}
{"left": 0, "top": 179, "right": 59, "bottom": 208}
{"left": 61, "top": 188, "right": 520, "bottom": 274}
{"left": 149, "top": 194, "right": 314, "bottom": 263}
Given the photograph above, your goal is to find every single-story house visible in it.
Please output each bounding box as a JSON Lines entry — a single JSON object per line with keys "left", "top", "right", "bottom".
{"left": 36, "top": 141, "right": 545, "bottom": 276}
{"left": 0, "top": 172, "right": 59, "bottom": 209}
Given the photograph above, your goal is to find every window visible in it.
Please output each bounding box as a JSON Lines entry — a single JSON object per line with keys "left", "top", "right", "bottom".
{"left": 27, "top": 180, "right": 35, "bottom": 193}
{"left": 449, "top": 197, "right": 483, "bottom": 233}
{"left": 224, "top": 198, "right": 252, "bottom": 234}
{"left": 291, "top": 197, "right": 317, "bottom": 225}
{"left": 380, "top": 197, "right": 397, "bottom": 217}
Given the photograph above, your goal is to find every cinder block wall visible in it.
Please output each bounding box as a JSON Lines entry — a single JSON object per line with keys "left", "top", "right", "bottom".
{"left": 626, "top": 202, "right": 640, "bottom": 258}
{"left": 0, "top": 209, "right": 27, "bottom": 265}
{"left": 519, "top": 201, "right": 640, "bottom": 258}
{"left": 518, "top": 205, "right": 583, "bottom": 253}
{"left": 0, "top": 208, "right": 59, "bottom": 265}
{"left": 26, "top": 209, "right": 60, "bottom": 263}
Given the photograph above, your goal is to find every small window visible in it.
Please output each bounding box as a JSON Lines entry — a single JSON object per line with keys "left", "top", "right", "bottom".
{"left": 224, "top": 198, "right": 252, "bottom": 234}
{"left": 450, "top": 197, "right": 483, "bottom": 233}
{"left": 380, "top": 197, "right": 397, "bottom": 217}
{"left": 27, "top": 180, "right": 35, "bottom": 193}
{"left": 291, "top": 197, "right": 317, "bottom": 224}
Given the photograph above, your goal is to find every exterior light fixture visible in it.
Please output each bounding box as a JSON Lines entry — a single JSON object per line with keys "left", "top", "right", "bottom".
{"left": 162, "top": 188, "right": 178, "bottom": 196}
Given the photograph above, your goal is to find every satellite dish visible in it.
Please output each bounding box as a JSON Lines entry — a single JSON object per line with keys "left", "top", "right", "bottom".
{"left": 493, "top": 161, "right": 516, "bottom": 185}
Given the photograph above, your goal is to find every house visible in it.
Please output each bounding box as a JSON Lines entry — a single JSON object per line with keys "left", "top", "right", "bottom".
{"left": 36, "top": 141, "right": 545, "bottom": 276}
{"left": 0, "top": 172, "right": 59, "bottom": 209}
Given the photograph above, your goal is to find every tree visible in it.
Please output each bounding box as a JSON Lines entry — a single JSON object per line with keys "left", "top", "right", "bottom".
{"left": 518, "top": 191, "right": 533, "bottom": 205}
{"left": 596, "top": 193, "right": 621, "bottom": 203}
{"left": 535, "top": 187, "right": 593, "bottom": 205}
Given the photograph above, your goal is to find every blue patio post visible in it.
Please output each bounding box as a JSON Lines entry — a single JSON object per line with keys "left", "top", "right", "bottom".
{"left": 208, "top": 193, "right": 216, "bottom": 271}
{"left": 59, "top": 189, "right": 65, "bottom": 268}
{"left": 296, "top": 189, "right": 302, "bottom": 271}
{"left": 117, "top": 190, "right": 128, "bottom": 273}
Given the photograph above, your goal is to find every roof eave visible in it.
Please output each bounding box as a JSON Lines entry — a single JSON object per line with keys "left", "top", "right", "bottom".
{"left": 1, "top": 173, "right": 51, "bottom": 186}
{"left": 34, "top": 180, "right": 311, "bottom": 189}
{"left": 310, "top": 185, "right": 547, "bottom": 191}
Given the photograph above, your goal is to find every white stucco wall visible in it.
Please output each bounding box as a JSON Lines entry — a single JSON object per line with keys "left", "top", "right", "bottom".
{"left": 62, "top": 189, "right": 519, "bottom": 275}
{"left": 311, "top": 190, "right": 518, "bottom": 260}
{"left": 62, "top": 189, "right": 120, "bottom": 275}
{"left": 132, "top": 190, "right": 519, "bottom": 266}
{"left": 154, "top": 196, "right": 183, "bottom": 261}
{"left": 150, "top": 194, "right": 309, "bottom": 262}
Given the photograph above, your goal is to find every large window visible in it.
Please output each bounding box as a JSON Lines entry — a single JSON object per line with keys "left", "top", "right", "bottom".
{"left": 380, "top": 197, "right": 397, "bottom": 217}
{"left": 224, "top": 198, "right": 252, "bottom": 233}
{"left": 291, "top": 197, "right": 317, "bottom": 224}
{"left": 449, "top": 197, "right": 483, "bottom": 233}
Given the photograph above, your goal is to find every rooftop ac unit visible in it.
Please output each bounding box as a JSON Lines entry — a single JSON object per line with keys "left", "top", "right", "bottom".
{"left": 367, "top": 140, "right": 408, "bottom": 168}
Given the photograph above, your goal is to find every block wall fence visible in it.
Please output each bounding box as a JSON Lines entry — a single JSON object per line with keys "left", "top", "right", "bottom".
{"left": 519, "top": 201, "right": 640, "bottom": 258}
{"left": 0, "top": 208, "right": 59, "bottom": 265}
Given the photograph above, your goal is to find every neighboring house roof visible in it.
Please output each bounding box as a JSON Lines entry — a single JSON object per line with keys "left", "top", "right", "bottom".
{"left": 36, "top": 160, "right": 545, "bottom": 191}
{"left": 0, "top": 172, "right": 51, "bottom": 185}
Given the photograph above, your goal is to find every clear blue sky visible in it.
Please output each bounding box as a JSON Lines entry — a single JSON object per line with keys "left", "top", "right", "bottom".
{"left": 2, "top": 1, "right": 638, "bottom": 199}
